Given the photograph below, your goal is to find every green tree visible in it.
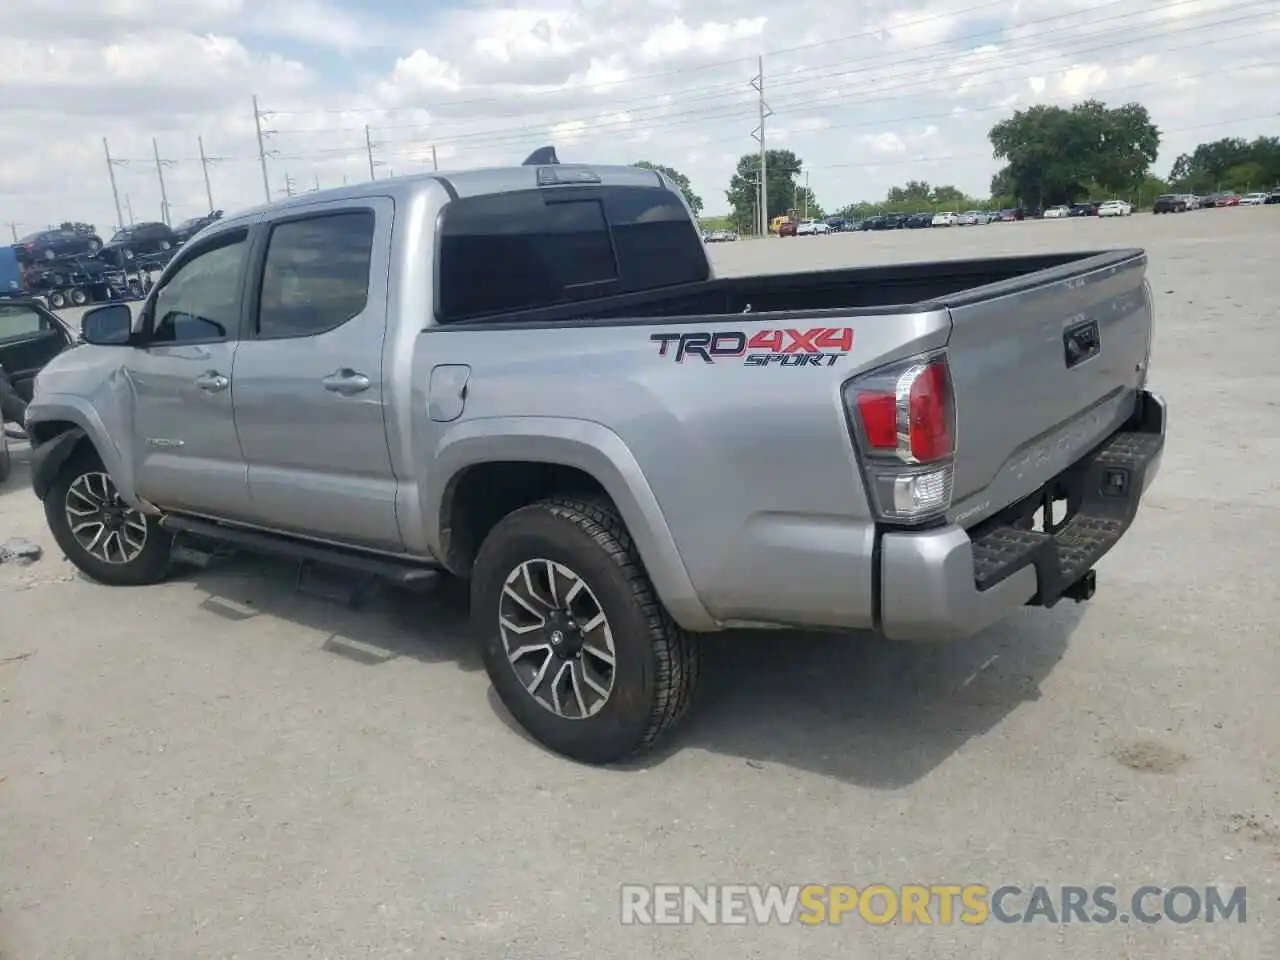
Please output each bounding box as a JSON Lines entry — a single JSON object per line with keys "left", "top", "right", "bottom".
{"left": 793, "top": 186, "right": 824, "bottom": 219}
{"left": 725, "top": 149, "right": 804, "bottom": 231}
{"left": 1168, "top": 136, "right": 1280, "bottom": 192}
{"left": 632, "top": 161, "right": 703, "bottom": 215}
{"left": 988, "top": 99, "right": 1160, "bottom": 207}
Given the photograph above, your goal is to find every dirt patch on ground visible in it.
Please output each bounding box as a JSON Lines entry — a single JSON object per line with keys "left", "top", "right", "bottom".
{"left": 1111, "top": 739, "right": 1190, "bottom": 774}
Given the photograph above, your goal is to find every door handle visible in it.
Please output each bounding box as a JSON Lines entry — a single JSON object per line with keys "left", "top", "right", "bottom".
{"left": 194, "top": 371, "right": 229, "bottom": 392}
{"left": 322, "top": 368, "right": 371, "bottom": 395}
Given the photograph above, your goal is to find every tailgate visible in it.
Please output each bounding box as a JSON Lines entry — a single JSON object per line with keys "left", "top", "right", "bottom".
{"left": 942, "top": 250, "right": 1152, "bottom": 525}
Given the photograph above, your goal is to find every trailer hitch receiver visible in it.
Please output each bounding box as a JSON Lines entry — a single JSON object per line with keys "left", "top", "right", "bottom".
{"left": 1062, "top": 568, "right": 1097, "bottom": 602}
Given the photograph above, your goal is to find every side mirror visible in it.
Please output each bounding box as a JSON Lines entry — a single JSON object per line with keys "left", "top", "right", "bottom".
{"left": 81, "top": 303, "right": 135, "bottom": 346}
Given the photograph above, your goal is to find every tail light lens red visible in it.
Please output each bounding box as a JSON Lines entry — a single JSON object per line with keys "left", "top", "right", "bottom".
{"left": 843, "top": 353, "right": 957, "bottom": 522}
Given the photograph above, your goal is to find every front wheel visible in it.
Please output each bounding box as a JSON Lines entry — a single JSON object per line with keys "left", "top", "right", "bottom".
{"left": 472, "top": 497, "right": 700, "bottom": 764}
{"left": 44, "top": 449, "right": 172, "bottom": 586}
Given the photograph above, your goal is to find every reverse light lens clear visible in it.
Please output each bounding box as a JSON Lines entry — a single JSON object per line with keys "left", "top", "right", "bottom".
{"left": 845, "top": 351, "right": 957, "bottom": 523}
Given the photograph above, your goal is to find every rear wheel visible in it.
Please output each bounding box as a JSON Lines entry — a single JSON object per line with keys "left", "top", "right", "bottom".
{"left": 48, "top": 290, "right": 67, "bottom": 309}
{"left": 87, "top": 238, "right": 102, "bottom": 254}
{"left": 69, "top": 288, "right": 88, "bottom": 306}
{"left": 44, "top": 449, "right": 172, "bottom": 586}
{"left": 472, "top": 497, "right": 700, "bottom": 764}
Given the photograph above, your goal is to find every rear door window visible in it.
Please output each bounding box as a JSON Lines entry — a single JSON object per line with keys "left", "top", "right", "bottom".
{"left": 436, "top": 185, "right": 708, "bottom": 323}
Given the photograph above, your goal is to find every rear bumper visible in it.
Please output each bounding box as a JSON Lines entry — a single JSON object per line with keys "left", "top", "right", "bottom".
{"left": 878, "top": 389, "right": 1166, "bottom": 642}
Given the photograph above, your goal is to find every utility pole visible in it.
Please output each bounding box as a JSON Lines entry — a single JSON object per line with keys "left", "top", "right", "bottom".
{"left": 102, "top": 138, "right": 124, "bottom": 233}
{"left": 751, "top": 55, "right": 772, "bottom": 237}
{"left": 804, "top": 170, "right": 810, "bottom": 219}
{"left": 365, "top": 125, "right": 377, "bottom": 180}
{"left": 252, "top": 95, "right": 272, "bottom": 204}
{"left": 282, "top": 171, "right": 296, "bottom": 198}
{"left": 431, "top": 145, "right": 438, "bottom": 171}
{"left": 198, "top": 135, "right": 222, "bottom": 212}
{"left": 125, "top": 195, "right": 135, "bottom": 225}
{"left": 152, "top": 138, "right": 172, "bottom": 226}
{"left": 5, "top": 223, "right": 17, "bottom": 242}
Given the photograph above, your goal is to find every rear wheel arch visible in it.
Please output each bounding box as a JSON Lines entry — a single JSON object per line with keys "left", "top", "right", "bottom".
{"left": 429, "top": 421, "right": 718, "bottom": 632}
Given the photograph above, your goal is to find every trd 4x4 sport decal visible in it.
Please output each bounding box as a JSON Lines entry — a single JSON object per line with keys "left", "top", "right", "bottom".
{"left": 650, "top": 327, "right": 854, "bottom": 366}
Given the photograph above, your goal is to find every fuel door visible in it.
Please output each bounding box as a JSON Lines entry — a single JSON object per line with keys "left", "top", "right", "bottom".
{"left": 428, "top": 364, "right": 471, "bottom": 422}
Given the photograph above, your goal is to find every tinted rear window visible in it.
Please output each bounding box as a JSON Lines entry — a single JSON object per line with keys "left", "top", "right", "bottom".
{"left": 435, "top": 185, "right": 708, "bottom": 323}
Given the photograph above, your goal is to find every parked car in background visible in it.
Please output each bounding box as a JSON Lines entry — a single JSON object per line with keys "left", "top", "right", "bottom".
{"left": 995, "top": 209, "right": 1024, "bottom": 222}
{"left": 1202, "top": 192, "right": 1241, "bottom": 208}
{"left": 1152, "top": 194, "right": 1187, "bottom": 214}
{"left": 1182, "top": 195, "right": 1202, "bottom": 210}
{"left": 931, "top": 211, "right": 958, "bottom": 227}
{"left": 1097, "top": 200, "right": 1133, "bottom": 217}
{"left": 904, "top": 212, "right": 933, "bottom": 229}
{"left": 172, "top": 210, "right": 224, "bottom": 245}
{"left": 1266, "top": 190, "right": 1280, "bottom": 205}
{"left": 12, "top": 225, "right": 103, "bottom": 263}
{"left": 824, "top": 217, "right": 850, "bottom": 232}
{"left": 104, "top": 222, "right": 178, "bottom": 261}
{"left": 1240, "top": 192, "right": 1268, "bottom": 206}
{"left": 795, "top": 219, "right": 830, "bottom": 236}
{"left": 1043, "top": 205, "right": 1070, "bottom": 219}
{"left": 777, "top": 220, "right": 798, "bottom": 237}
{"left": 1068, "top": 202, "right": 1099, "bottom": 217}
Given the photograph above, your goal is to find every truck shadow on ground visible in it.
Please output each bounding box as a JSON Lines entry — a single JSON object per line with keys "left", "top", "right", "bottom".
{"left": 635, "top": 608, "right": 1080, "bottom": 787}
{"left": 179, "top": 552, "right": 485, "bottom": 674}
{"left": 182, "top": 550, "right": 1080, "bottom": 788}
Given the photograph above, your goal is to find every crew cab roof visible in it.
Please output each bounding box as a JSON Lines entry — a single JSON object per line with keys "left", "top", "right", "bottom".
{"left": 221, "top": 162, "right": 675, "bottom": 229}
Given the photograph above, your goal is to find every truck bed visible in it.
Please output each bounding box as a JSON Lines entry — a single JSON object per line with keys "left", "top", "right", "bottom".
{"left": 435, "top": 250, "right": 1141, "bottom": 327}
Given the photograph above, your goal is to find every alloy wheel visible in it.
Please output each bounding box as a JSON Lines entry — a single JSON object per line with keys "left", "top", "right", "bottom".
{"left": 498, "top": 559, "right": 617, "bottom": 719}
{"left": 64, "top": 471, "right": 149, "bottom": 564}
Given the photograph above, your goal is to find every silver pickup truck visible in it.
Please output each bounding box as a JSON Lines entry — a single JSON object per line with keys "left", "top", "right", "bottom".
{"left": 24, "top": 152, "right": 1165, "bottom": 764}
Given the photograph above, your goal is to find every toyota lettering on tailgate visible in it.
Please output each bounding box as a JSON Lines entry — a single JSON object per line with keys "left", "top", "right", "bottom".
{"left": 650, "top": 327, "right": 854, "bottom": 367}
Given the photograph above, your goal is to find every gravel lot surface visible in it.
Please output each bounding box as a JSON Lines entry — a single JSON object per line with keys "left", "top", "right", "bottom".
{"left": 3, "top": 209, "right": 1278, "bottom": 959}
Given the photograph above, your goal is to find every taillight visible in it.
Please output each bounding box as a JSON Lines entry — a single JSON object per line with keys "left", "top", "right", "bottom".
{"left": 843, "top": 353, "right": 956, "bottom": 522}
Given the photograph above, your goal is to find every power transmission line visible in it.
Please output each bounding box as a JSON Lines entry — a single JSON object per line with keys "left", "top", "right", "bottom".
{"left": 248, "top": 11, "right": 1277, "bottom": 164}
{"left": 261, "top": 0, "right": 1262, "bottom": 135}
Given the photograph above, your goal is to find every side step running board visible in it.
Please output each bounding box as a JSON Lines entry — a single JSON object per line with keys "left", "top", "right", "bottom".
{"left": 160, "top": 515, "right": 441, "bottom": 585}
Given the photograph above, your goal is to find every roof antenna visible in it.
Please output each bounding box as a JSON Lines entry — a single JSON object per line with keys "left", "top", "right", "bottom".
{"left": 522, "top": 146, "right": 559, "bottom": 166}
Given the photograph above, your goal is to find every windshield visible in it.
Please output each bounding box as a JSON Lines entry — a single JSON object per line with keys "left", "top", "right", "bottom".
{"left": 111, "top": 230, "right": 132, "bottom": 242}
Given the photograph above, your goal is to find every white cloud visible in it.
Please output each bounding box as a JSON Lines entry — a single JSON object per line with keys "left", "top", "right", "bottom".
{"left": 2, "top": 0, "right": 1278, "bottom": 233}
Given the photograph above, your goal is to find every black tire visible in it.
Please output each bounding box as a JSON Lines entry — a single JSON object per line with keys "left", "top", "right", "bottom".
{"left": 48, "top": 291, "right": 67, "bottom": 309}
{"left": 44, "top": 447, "right": 172, "bottom": 586}
{"left": 69, "top": 288, "right": 88, "bottom": 306}
{"left": 159, "top": 240, "right": 171, "bottom": 251}
{"left": 0, "top": 433, "right": 11, "bottom": 484}
{"left": 87, "top": 238, "right": 102, "bottom": 254}
{"left": 42, "top": 248, "right": 56, "bottom": 261}
{"left": 472, "top": 497, "right": 700, "bottom": 764}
